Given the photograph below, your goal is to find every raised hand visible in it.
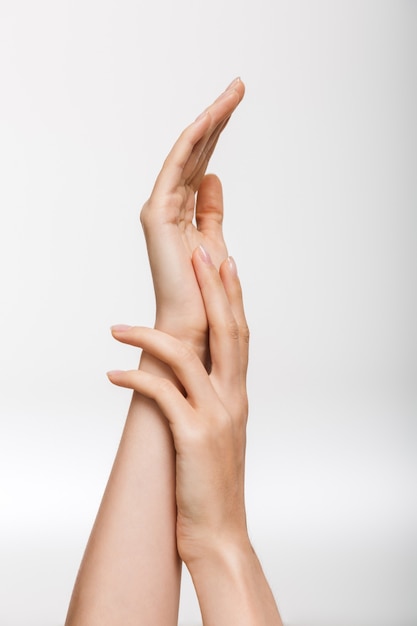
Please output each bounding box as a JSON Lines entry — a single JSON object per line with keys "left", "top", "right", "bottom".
{"left": 140, "top": 78, "right": 245, "bottom": 359}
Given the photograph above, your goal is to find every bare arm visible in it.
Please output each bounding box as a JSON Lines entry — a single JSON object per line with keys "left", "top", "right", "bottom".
{"left": 65, "top": 365, "right": 181, "bottom": 626}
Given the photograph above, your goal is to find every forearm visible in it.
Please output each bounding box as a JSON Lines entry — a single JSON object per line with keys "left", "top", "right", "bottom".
{"left": 65, "top": 352, "right": 181, "bottom": 626}
{"left": 186, "top": 537, "right": 283, "bottom": 626}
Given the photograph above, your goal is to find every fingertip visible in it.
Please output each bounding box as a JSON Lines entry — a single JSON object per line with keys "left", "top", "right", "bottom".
{"left": 225, "top": 77, "right": 245, "bottom": 103}
{"left": 226, "top": 256, "right": 238, "bottom": 277}
{"left": 199, "top": 172, "right": 223, "bottom": 192}
{"left": 194, "top": 244, "right": 213, "bottom": 266}
{"left": 224, "top": 76, "right": 240, "bottom": 91}
{"left": 110, "top": 324, "right": 133, "bottom": 334}
{"left": 236, "top": 77, "right": 245, "bottom": 100}
{"left": 219, "top": 255, "right": 239, "bottom": 281}
{"left": 107, "top": 369, "right": 124, "bottom": 381}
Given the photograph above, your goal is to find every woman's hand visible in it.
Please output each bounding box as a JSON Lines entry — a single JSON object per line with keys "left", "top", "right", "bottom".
{"left": 140, "top": 78, "right": 245, "bottom": 360}
{"left": 108, "top": 244, "right": 249, "bottom": 564}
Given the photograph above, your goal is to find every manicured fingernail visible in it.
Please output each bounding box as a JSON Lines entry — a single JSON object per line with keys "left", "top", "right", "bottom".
{"left": 197, "top": 244, "right": 212, "bottom": 264}
{"left": 227, "top": 256, "right": 238, "bottom": 276}
{"left": 225, "top": 77, "right": 241, "bottom": 91}
{"left": 107, "top": 370, "right": 124, "bottom": 377}
{"left": 111, "top": 324, "right": 132, "bottom": 332}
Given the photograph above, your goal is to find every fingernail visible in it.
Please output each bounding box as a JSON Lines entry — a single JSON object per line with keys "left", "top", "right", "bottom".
{"left": 111, "top": 324, "right": 132, "bottom": 332}
{"left": 225, "top": 77, "right": 241, "bottom": 91}
{"left": 197, "top": 244, "right": 212, "bottom": 264}
{"left": 107, "top": 370, "right": 124, "bottom": 377}
{"left": 227, "top": 256, "right": 238, "bottom": 276}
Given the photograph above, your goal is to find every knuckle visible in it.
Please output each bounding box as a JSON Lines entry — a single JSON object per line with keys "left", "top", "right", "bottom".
{"left": 156, "top": 377, "right": 174, "bottom": 397}
{"left": 178, "top": 420, "right": 210, "bottom": 453}
{"left": 139, "top": 200, "right": 153, "bottom": 229}
{"left": 175, "top": 341, "right": 197, "bottom": 365}
{"left": 239, "top": 322, "right": 250, "bottom": 344}
{"left": 239, "top": 393, "right": 249, "bottom": 422}
{"left": 139, "top": 201, "right": 148, "bottom": 226}
{"left": 226, "top": 318, "right": 240, "bottom": 341}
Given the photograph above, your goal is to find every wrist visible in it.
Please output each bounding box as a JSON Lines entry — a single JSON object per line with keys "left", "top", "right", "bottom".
{"left": 185, "top": 534, "right": 283, "bottom": 626}
{"left": 183, "top": 529, "right": 253, "bottom": 573}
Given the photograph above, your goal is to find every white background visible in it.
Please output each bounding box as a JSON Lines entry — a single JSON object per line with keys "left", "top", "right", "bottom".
{"left": 0, "top": 1, "right": 416, "bottom": 625}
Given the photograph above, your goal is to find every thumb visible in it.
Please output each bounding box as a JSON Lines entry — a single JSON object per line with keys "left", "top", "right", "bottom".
{"left": 195, "top": 174, "right": 224, "bottom": 237}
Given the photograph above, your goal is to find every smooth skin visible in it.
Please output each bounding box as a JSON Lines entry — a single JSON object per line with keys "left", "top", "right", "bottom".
{"left": 65, "top": 80, "right": 248, "bottom": 625}
{"left": 142, "top": 77, "right": 245, "bottom": 359}
{"left": 108, "top": 246, "right": 283, "bottom": 626}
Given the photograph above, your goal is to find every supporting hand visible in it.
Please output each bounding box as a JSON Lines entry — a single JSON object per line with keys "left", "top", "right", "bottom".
{"left": 109, "top": 245, "right": 249, "bottom": 561}
{"left": 140, "top": 78, "right": 245, "bottom": 359}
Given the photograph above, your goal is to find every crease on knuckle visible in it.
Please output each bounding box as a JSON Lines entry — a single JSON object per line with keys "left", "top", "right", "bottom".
{"left": 226, "top": 318, "right": 240, "bottom": 341}
{"left": 156, "top": 377, "right": 174, "bottom": 398}
{"left": 239, "top": 323, "right": 250, "bottom": 344}
{"left": 175, "top": 341, "right": 197, "bottom": 366}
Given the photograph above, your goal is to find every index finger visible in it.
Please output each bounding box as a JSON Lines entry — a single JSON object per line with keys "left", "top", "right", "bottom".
{"left": 151, "top": 78, "right": 245, "bottom": 196}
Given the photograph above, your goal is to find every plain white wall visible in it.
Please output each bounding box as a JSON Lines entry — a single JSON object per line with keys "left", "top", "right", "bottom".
{"left": 0, "top": 1, "right": 416, "bottom": 625}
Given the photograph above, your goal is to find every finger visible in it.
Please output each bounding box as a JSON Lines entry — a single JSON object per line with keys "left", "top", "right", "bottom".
{"left": 151, "top": 112, "right": 212, "bottom": 196}
{"left": 185, "top": 115, "right": 230, "bottom": 190}
{"left": 151, "top": 79, "right": 244, "bottom": 196}
{"left": 195, "top": 174, "right": 225, "bottom": 239}
{"left": 110, "top": 326, "right": 216, "bottom": 408}
{"left": 183, "top": 79, "right": 244, "bottom": 186}
{"left": 191, "top": 246, "right": 242, "bottom": 385}
{"left": 219, "top": 256, "right": 249, "bottom": 377}
{"left": 172, "top": 90, "right": 239, "bottom": 189}
{"left": 107, "top": 369, "right": 195, "bottom": 434}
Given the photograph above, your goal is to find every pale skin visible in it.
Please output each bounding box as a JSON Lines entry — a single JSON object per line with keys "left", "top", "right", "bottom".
{"left": 65, "top": 78, "right": 283, "bottom": 625}
{"left": 109, "top": 247, "right": 282, "bottom": 625}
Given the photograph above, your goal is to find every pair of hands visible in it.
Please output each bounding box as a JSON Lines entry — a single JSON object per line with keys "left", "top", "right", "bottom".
{"left": 108, "top": 78, "right": 249, "bottom": 564}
